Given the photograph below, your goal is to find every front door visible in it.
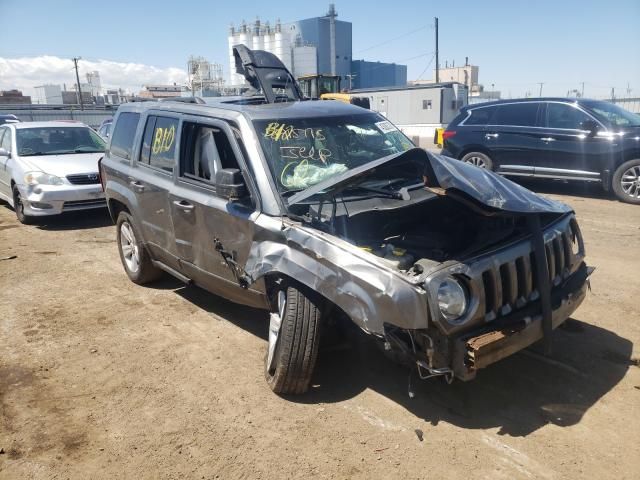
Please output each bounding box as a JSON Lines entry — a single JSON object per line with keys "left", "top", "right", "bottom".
{"left": 535, "top": 102, "right": 612, "bottom": 181}
{"left": 168, "top": 117, "right": 263, "bottom": 306}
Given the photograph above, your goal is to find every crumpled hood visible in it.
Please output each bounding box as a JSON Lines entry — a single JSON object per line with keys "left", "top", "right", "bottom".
{"left": 20, "top": 152, "right": 103, "bottom": 177}
{"left": 427, "top": 151, "right": 572, "bottom": 214}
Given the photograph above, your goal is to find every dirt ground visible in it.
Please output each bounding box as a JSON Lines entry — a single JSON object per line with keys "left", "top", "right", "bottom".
{"left": 1, "top": 181, "right": 639, "bottom": 480}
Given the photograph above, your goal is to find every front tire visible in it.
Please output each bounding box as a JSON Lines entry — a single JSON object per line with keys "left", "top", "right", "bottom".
{"left": 461, "top": 151, "right": 493, "bottom": 170}
{"left": 265, "top": 283, "right": 323, "bottom": 395}
{"left": 612, "top": 159, "right": 640, "bottom": 204}
{"left": 116, "top": 211, "right": 162, "bottom": 284}
{"left": 12, "top": 185, "right": 35, "bottom": 225}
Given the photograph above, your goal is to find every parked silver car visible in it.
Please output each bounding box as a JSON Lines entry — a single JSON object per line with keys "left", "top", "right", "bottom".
{"left": 0, "top": 121, "right": 106, "bottom": 224}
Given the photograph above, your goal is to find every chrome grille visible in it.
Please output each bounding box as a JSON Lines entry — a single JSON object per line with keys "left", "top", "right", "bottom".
{"left": 66, "top": 173, "right": 100, "bottom": 185}
{"left": 479, "top": 218, "right": 581, "bottom": 321}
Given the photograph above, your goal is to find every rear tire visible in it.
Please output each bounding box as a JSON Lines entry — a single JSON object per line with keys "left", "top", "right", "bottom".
{"left": 12, "top": 185, "right": 35, "bottom": 225}
{"left": 265, "top": 283, "right": 323, "bottom": 395}
{"left": 116, "top": 211, "right": 162, "bottom": 284}
{"left": 612, "top": 159, "right": 640, "bottom": 204}
{"left": 461, "top": 151, "right": 493, "bottom": 170}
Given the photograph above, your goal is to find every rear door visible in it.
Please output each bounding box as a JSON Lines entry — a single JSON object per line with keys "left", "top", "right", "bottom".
{"left": 130, "top": 113, "right": 181, "bottom": 268}
{"left": 487, "top": 102, "right": 543, "bottom": 176}
{"left": 169, "top": 116, "right": 264, "bottom": 306}
{"left": 535, "top": 102, "right": 611, "bottom": 180}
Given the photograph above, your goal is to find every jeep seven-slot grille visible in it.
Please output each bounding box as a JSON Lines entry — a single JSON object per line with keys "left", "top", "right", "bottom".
{"left": 66, "top": 173, "right": 100, "bottom": 185}
{"left": 480, "top": 220, "right": 579, "bottom": 321}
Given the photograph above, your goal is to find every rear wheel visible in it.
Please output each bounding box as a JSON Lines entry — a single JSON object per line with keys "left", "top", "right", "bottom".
{"left": 12, "top": 184, "right": 35, "bottom": 225}
{"left": 612, "top": 159, "right": 640, "bottom": 204}
{"left": 265, "top": 283, "right": 323, "bottom": 395}
{"left": 116, "top": 211, "right": 162, "bottom": 284}
{"left": 461, "top": 151, "right": 493, "bottom": 170}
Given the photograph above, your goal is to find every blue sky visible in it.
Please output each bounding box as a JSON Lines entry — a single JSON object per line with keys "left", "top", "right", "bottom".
{"left": 1, "top": 0, "right": 639, "bottom": 98}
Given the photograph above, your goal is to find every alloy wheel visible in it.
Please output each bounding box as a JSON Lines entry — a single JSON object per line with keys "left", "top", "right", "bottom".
{"left": 119, "top": 221, "right": 140, "bottom": 273}
{"left": 620, "top": 165, "right": 640, "bottom": 199}
{"left": 464, "top": 156, "right": 487, "bottom": 168}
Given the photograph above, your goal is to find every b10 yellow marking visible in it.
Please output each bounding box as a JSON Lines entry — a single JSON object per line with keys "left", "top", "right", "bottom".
{"left": 152, "top": 125, "right": 176, "bottom": 155}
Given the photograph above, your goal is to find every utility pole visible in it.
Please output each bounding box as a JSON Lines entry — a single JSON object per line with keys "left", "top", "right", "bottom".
{"left": 434, "top": 17, "right": 439, "bottom": 83}
{"left": 580, "top": 81, "right": 585, "bottom": 98}
{"left": 611, "top": 87, "right": 615, "bottom": 101}
{"left": 537, "top": 82, "right": 544, "bottom": 97}
{"left": 72, "top": 57, "right": 84, "bottom": 110}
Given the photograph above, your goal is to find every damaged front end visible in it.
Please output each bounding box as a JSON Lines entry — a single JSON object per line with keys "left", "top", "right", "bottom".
{"left": 244, "top": 120, "right": 592, "bottom": 383}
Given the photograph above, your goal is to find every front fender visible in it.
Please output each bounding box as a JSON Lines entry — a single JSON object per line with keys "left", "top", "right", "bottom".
{"left": 245, "top": 217, "right": 431, "bottom": 336}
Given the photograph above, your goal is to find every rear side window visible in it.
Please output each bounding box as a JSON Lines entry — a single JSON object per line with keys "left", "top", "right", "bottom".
{"left": 464, "top": 106, "right": 497, "bottom": 125}
{"left": 139, "top": 115, "right": 178, "bottom": 173}
{"left": 110, "top": 112, "right": 140, "bottom": 159}
{"left": 492, "top": 103, "right": 539, "bottom": 127}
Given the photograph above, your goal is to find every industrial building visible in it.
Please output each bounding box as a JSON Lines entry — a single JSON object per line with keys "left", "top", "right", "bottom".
{"left": 351, "top": 60, "right": 407, "bottom": 90}
{"left": 0, "top": 90, "right": 31, "bottom": 105}
{"left": 351, "top": 83, "right": 468, "bottom": 147}
{"left": 188, "top": 56, "right": 225, "bottom": 97}
{"left": 228, "top": 4, "right": 405, "bottom": 91}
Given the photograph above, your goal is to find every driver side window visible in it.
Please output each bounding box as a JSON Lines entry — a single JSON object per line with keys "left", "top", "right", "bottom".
{"left": 547, "top": 103, "right": 592, "bottom": 130}
{"left": 180, "top": 122, "right": 241, "bottom": 186}
{"left": 1, "top": 128, "right": 11, "bottom": 151}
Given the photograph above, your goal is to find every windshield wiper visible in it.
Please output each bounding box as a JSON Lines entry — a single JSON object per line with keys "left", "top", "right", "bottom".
{"left": 342, "top": 184, "right": 404, "bottom": 200}
{"left": 74, "top": 148, "right": 104, "bottom": 153}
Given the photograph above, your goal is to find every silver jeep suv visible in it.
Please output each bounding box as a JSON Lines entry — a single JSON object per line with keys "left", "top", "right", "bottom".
{"left": 100, "top": 46, "right": 592, "bottom": 394}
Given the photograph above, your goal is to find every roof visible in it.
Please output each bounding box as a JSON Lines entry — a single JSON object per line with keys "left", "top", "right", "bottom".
{"left": 117, "top": 97, "right": 372, "bottom": 121}
{"left": 13, "top": 120, "right": 89, "bottom": 129}
{"left": 464, "top": 97, "right": 603, "bottom": 109}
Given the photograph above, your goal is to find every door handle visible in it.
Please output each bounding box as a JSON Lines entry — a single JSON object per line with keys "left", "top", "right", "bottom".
{"left": 540, "top": 137, "right": 556, "bottom": 143}
{"left": 485, "top": 133, "right": 499, "bottom": 139}
{"left": 129, "top": 180, "right": 145, "bottom": 191}
{"left": 173, "top": 200, "right": 194, "bottom": 212}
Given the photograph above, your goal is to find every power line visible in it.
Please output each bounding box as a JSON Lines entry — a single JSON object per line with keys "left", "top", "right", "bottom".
{"left": 354, "top": 23, "right": 431, "bottom": 55}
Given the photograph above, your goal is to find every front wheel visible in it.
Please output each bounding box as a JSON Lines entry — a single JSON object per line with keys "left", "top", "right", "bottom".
{"left": 612, "top": 159, "right": 640, "bottom": 204}
{"left": 461, "top": 151, "right": 494, "bottom": 170}
{"left": 265, "top": 283, "right": 323, "bottom": 395}
{"left": 12, "top": 185, "right": 35, "bottom": 225}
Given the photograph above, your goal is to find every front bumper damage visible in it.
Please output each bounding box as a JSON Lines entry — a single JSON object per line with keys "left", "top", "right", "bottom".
{"left": 452, "top": 263, "right": 591, "bottom": 380}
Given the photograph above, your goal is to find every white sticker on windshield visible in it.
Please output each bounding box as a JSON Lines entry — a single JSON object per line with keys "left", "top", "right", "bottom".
{"left": 375, "top": 120, "right": 397, "bottom": 134}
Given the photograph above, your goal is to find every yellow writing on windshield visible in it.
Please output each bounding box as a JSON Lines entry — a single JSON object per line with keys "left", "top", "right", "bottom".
{"left": 264, "top": 122, "right": 325, "bottom": 142}
{"left": 152, "top": 125, "right": 175, "bottom": 155}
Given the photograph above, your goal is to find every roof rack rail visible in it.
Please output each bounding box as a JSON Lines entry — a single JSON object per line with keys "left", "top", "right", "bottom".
{"left": 160, "top": 96, "right": 206, "bottom": 104}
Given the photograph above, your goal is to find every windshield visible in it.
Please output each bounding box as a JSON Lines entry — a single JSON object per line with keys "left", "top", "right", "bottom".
{"left": 582, "top": 101, "right": 640, "bottom": 128}
{"left": 254, "top": 113, "right": 414, "bottom": 195}
{"left": 16, "top": 126, "right": 106, "bottom": 156}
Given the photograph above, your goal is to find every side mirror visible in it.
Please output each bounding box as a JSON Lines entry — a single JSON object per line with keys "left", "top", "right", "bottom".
{"left": 0, "top": 147, "right": 10, "bottom": 158}
{"left": 215, "top": 168, "right": 247, "bottom": 200}
{"left": 580, "top": 120, "right": 599, "bottom": 137}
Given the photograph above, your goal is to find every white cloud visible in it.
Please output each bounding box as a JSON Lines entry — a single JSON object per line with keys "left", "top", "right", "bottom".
{"left": 0, "top": 55, "right": 188, "bottom": 100}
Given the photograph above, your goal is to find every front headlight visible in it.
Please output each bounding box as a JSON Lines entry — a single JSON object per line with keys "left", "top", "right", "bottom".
{"left": 24, "top": 171, "right": 64, "bottom": 186}
{"left": 437, "top": 276, "right": 468, "bottom": 322}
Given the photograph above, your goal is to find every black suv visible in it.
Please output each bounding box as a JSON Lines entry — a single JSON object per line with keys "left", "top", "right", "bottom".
{"left": 100, "top": 46, "right": 591, "bottom": 394}
{"left": 441, "top": 98, "right": 640, "bottom": 204}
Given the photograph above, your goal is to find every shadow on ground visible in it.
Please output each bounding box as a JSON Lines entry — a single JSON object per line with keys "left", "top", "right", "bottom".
{"left": 165, "top": 281, "right": 634, "bottom": 438}
{"left": 33, "top": 209, "right": 113, "bottom": 230}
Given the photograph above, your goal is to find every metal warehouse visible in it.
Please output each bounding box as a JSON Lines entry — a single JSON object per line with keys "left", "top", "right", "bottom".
{"left": 352, "top": 82, "right": 468, "bottom": 147}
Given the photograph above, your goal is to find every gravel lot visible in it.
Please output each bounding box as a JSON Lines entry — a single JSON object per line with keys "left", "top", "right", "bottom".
{"left": 1, "top": 181, "right": 639, "bottom": 479}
